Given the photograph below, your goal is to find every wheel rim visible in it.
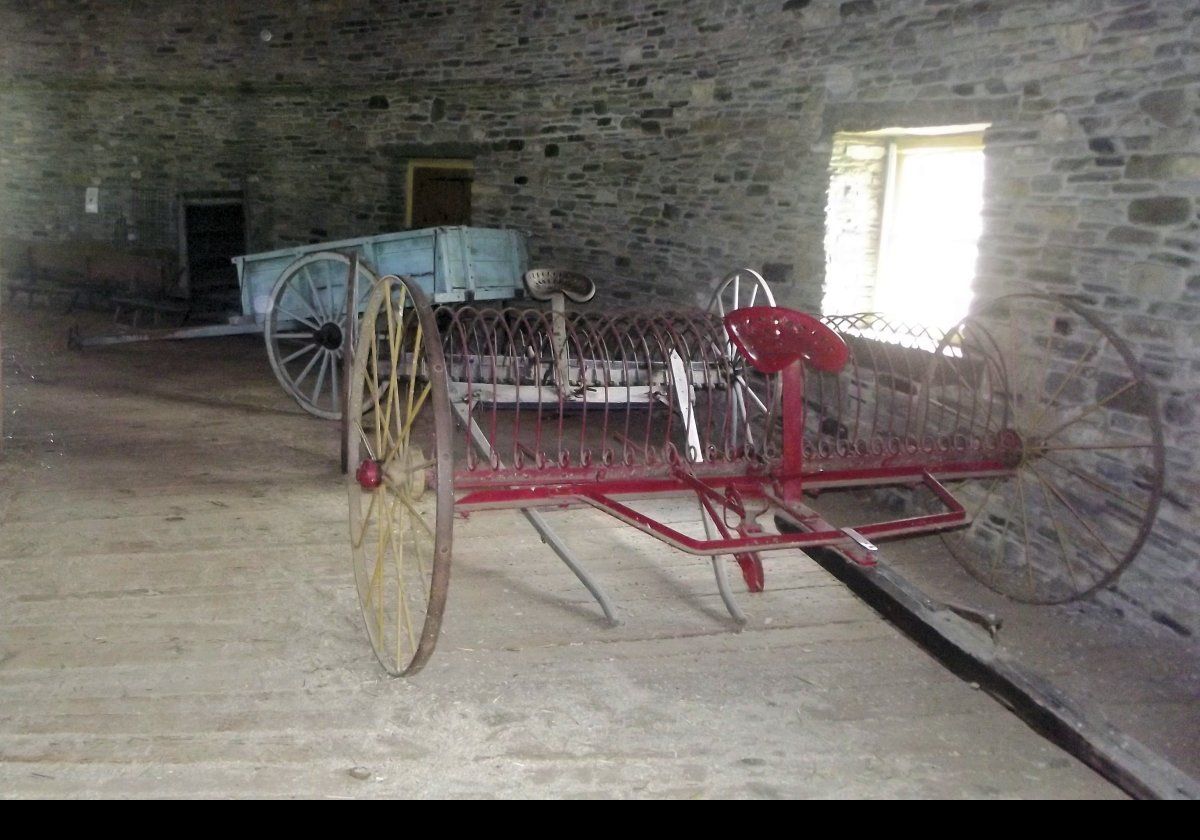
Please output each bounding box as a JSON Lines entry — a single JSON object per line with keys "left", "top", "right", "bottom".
{"left": 347, "top": 275, "right": 454, "bottom": 676}
{"left": 265, "top": 251, "right": 377, "bottom": 420}
{"left": 930, "top": 293, "right": 1165, "bottom": 603}
{"left": 706, "top": 267, "right": 776, "bottom": 318}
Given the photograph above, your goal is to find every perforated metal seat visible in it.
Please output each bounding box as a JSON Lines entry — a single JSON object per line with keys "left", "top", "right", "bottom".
{"left": 723, "top": 306, "right": 849, "bottom": 374}
{"left": 523, "top": 268, "right": 596, "bottom": 303}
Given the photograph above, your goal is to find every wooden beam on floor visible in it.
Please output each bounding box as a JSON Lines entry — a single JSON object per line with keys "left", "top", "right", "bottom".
{"left": 793, "top": 540, "right": 1200, "bottom": 800}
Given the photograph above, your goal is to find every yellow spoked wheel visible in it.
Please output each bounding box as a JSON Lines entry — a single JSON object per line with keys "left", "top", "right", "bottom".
{"left": 347, "top": 275, "right": 453, "bottom": 676}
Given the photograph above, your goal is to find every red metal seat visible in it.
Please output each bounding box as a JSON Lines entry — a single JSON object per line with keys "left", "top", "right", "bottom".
{"left": 723, "top": 306, "right": 849, "bottom": 374}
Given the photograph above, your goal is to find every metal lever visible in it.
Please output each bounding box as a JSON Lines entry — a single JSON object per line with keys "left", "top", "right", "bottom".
{"left": 842, "top": 527, "right": 878, "bottom": 552}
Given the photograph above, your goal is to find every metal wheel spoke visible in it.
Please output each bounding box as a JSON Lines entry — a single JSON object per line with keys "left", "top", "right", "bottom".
{"left": 1041, "top": 379, "right": 1138, "bottom": 442}
{"left": 381, "top": 493, "right": 416, "bottom": 661}
{"left": 1031, "top": 464, "right": 1084, "bottom": 591}
{"left": 1026, "top": 462, "right": 1122, "bottom": 569}
{"left": 1015, "top": 469, "right": 1036, "bottom": 599}
{"left": 356, "top": 424, "right": 377, "bottom": 462}
{"left": 1042, "top": 453, "right": 1151, "bottom": 513}
{"left": 1027, "top": 331, "right": 1107, "bottom": 436}
{"left": 395, "top": 492, "right": 437, "bottom": 541}
{"left": 387, "top": 381, "right": 432, "bottom": 463}
{"left": 1039, "top": 441, "right": 1156, "bottom": 452}
{"left": 984, "top": 478, "right": 1014, "bottom": 586}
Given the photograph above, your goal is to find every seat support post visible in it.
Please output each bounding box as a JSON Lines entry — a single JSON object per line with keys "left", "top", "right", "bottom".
{"left": 779, "top": 358, "right": 806, "bottom": 501}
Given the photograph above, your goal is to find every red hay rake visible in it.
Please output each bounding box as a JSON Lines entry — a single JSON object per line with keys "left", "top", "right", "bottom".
{"left": 345, "top": 270, "right": 1164, "bottom": 676}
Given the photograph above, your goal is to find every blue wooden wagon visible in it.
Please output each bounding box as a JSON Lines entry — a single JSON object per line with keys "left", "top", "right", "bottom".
{"left": 71, "top": 226, "right": 529, "bottom": 419}
{"left": 233, "top": 226, "right": 529, "bottom": 418}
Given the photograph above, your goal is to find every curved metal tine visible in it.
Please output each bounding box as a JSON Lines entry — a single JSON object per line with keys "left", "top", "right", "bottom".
{"left": 691, "top": 317, "right": 720, "bottom": 460}
{"left": 449, "top": 396, "right": 620, "bottom": 624}
{"left": 524, "top": 508, "right": 620, "bottom": 626}
{"left": 676, "top": 343, "right": 748, "bottom": 625}
{"left": 701, "top": 499, "right": 747, "bottom": 627}
{"left": 591, "top": 318, "right": 616, "bottom": 464}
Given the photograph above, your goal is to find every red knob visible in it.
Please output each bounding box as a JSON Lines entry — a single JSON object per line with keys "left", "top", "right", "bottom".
{"left": 356, "top": 459, "right": 382, "bottom": 490}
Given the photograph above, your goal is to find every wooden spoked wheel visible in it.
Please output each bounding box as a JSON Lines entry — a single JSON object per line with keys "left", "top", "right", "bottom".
{"left": 928, "top": 293, "right": 1165, "bottom": 603}
{"left": 706, "top": 267, "right": 776, "bottom": 317}
{"left": 347, "top": 275, "right": 454, "bottom": 676}
{"left": 265, "top": 251, "right": 377, "bottom": 419}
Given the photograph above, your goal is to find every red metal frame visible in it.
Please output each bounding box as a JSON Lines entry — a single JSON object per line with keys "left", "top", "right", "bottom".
{"left": 356, "top": 303, "right": 1025, "bottom": 592}
{"left": 436, "top": 304, "right": 1022, "bottom": 591}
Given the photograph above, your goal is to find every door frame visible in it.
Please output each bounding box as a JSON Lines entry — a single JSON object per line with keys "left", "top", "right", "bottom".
{"left": 404, "top": 159, "right": 474, "bottom": 228}
{"left": 177, "top": 191, "right": 248, "bottom": 299}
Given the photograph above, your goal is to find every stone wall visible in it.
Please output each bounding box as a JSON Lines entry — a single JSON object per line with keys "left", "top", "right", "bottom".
{"left": 1, "top": 0, "right": 1196, "bottom": 633}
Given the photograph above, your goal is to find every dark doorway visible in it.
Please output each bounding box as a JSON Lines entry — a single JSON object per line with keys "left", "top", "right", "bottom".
{"left": 180, "top": 195, "right": 246, "bottom": 311}
{"left": 408, "top": 163, "right": 472, "bottom": 228}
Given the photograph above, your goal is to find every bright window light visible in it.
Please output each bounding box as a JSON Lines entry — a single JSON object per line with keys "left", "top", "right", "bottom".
{"left": 823, "top": 125, "right": 988, "bottom": 341}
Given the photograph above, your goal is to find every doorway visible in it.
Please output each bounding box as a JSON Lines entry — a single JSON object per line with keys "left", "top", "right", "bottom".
{"left": 179, "top": 193, "right": 247, "bottom": 311}
{"left": 406, "top": 160, "right": 473, "bottom": 228}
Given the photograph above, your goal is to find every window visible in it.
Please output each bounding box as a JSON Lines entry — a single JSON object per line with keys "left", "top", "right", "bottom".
{"left": 823, "top": 125, "right": 988, "bottom": 335}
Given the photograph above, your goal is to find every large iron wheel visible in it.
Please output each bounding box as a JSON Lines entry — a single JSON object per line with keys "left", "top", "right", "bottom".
{"left": 347, "top": 275, "right": 454, "bottom": 676}
{"left": 928, "top": 293, "right": 1164, "bottom": 603}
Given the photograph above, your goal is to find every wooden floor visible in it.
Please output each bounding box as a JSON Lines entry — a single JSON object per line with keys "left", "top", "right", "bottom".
{"left": 0, "top": 308, "right": 1137, "bottom": 798}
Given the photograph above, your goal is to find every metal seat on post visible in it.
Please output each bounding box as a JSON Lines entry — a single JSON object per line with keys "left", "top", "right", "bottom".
{"left": 724, "top": 305, "right": 850, "bottom": 516}
{"left": 523, "top": 269, "right": 596, "bottom": 392}
{"left": 522, "top": 268, "right": 596, "bottom": 304}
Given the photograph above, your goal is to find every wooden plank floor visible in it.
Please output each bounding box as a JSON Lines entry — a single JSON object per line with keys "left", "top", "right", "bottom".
{"left": 0, "top": 309, "right": 1122, "bottom": 798}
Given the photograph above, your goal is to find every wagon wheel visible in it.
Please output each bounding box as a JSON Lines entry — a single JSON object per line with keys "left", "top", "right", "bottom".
{"left": 927, "top": 293, "right": 1164, "bottom": 603}
{"left": 705, "top": 269, "right": 778, "bottom": 596}
{"left": 347, "top": 275, "right": 454, "bottom": 676}
{"left": 707, "top": 267, "right": 776, "bottom": 317}
{"left": 264, "top": 251, "right": 377, "bottom": 420}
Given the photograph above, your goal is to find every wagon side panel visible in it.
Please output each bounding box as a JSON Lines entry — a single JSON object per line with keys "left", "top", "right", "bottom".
{"left": 370, "top": 229, "right": 438, "bottom": 298}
